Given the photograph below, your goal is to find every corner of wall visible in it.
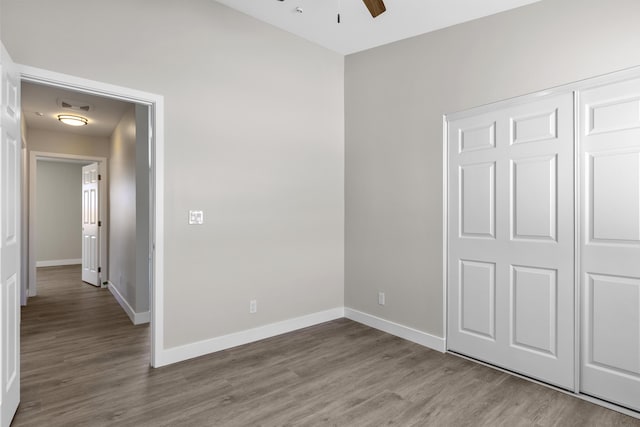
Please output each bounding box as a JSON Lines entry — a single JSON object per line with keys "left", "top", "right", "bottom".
{"left": 108, "top": 281, "right": 150, "bottom": 325}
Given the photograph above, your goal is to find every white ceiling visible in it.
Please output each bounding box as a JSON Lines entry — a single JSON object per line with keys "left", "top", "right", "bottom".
{"left": 22, "top": 82, "right": 131, "bottom": 138}
{"left": 215, "top": 0, "right": 541, "bottom": 55}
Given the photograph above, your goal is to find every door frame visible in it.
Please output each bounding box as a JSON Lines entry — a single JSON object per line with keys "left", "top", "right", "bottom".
{"left": 28, "top": 153, "right": 107, "bottom": 297}
{"left": 18, "top": 65, "right": 165, "bottom": 367}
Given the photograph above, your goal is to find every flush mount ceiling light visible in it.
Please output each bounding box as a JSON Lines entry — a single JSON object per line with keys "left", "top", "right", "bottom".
{"left": 57, "top": 114, "right": 88, "bottom": 127}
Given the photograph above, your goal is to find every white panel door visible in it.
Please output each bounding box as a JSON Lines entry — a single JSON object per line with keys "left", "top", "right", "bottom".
{"left": 580, "top": 77, "right": 640, "bottom": 411}
{"left": 0, "top": 42, "right": 21, "bottom": 427}
{"left": 448, "top": 93, "right": 575, "bottom": 389}
{"left": 81, "top": 163, "right": 100, "bottom": 286}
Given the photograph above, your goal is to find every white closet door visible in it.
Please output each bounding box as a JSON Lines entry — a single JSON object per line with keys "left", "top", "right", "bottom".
{"left": 580, "top": 77, "right": 640, "bottom": 411}
{"left": 448, "top": 93, "right": 575, "bottom": 389}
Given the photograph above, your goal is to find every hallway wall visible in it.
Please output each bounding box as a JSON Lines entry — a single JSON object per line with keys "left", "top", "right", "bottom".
{"left": 25, "top": 128, "right": 110, "bottom": 281}
{"left": 109, "top": 104, "right": 150, "bottom": 316}
{"left": 35, "top": 160, "right": 84, "bottom": 265}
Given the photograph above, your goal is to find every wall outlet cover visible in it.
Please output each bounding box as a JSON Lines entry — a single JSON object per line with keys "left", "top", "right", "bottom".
{"left": 189, "top": 210, "right": 204, "bottom": 225}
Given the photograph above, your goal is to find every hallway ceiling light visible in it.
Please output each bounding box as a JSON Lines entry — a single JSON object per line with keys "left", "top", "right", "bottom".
{"left": 57, "top": 114, "right": 88, "bottom": 127}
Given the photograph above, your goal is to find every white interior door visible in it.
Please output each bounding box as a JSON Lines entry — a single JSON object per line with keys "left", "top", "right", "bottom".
{"left": 81, "top": 162, "right": 100, "bottom": 286}
{"left": 580, "top": 77, "right": 640, "bottom": 411}
{"left": 447, "top": 93, "right": 575, "bottom": 389}
{"left": 0, "top": 42, "right": 21, "bottom": 427}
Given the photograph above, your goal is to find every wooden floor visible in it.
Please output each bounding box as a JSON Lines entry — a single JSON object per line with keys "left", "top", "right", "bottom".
{"left": 13, "top": 265, "right": 640, "bottom": 426}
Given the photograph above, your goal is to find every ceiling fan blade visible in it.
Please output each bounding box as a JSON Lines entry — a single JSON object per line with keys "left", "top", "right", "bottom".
{"left": 362, "top": 0, "right": 386, "bottom": 18}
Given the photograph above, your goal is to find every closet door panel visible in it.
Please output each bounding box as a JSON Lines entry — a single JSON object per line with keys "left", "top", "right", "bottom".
{"left": 459, "top": 162, "right": 496, "bottom": 238}
{"left": 587, "top": 274, "right": 640, "bottom": 375}
{"left": 448, "top": 93, "right": 574, "bottom": 390}
{"left": 580, "top": 77, "right": 640, "bottom": 412}
{"left": 510, "top": 265, "right": 557, "bottom": 356}
{"left": 448, "top": 110, "right": 505, "bottom": 363}
{"left": 589, "top": 151, "right": 640, "bottom": 242}
{"left": 459, "top": 260, "right": 496, "bottom": 340}
{"left": 512, "top": 155, "right": 557, "bottom": 241}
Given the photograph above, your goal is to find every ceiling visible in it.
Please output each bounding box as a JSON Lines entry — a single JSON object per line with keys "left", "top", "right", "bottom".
{"left": 215, "top": 0, "right": 541, "bottom": 55}
{"left": 22, "top": 82, "right": 131, "bottom": 138}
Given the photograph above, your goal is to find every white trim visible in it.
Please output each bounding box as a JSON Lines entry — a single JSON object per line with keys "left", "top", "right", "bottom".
{"left": 36, "top": 259, "right": 81, "bottom": 267}
{"left": 345, "top": 308, "right": 446, "bottom": 353}
{"left": 19, "top": 65, "right": 161, "bottom": 105}
{"left": 151, "top": 95, "right": 165, "bottom": 369}
{"left": 573, "top": 90, "right": 582, "bottom": 394}
{"left": 108, "top": 282, "right": 150, "bottom": 325}
{"left": 21, "top": 144, "right": 28, "bottom": 306}
{"left": 155, "top": 308, "right": 345, "bottom": 367}
{"left": 442, "top": 114, "right": 449, "bottom": 351}
{"left": 29, "top": 151, "right": 108, "bottom": 297}
{"left": 19, "top": 65, "right": 164, "bottom": 367}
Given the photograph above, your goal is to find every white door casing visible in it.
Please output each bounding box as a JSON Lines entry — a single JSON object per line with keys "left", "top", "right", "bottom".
{"left": 81, "top": 162, "right": 100, "bottom": 286}
{"left": 579, "top": 77, "right": 640, "bottom": 412}
{"left": 0, "top": 43, "right": 21, "bottom": 427}
{"left": 447, "top": 93, "right": 575, "bottom": 390}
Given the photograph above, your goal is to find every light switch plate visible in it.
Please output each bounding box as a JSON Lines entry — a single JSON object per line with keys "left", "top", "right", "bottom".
{"left": 189, "top": 210, "right": 204, "bottom": 225}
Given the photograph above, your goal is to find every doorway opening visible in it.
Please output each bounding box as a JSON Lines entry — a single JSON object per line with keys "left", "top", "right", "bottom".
{"left": 18, "top": 66, "right": 164, "bottom": 367}
{"left": 24, "top": 80, "right": 151, "bottom": 326}
{"left": 28, "top": 153, "right": 107, "bottom": 298}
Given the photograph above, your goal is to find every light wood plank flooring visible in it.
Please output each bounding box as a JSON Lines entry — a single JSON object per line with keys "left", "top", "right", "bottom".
{"left": 13, "top": 265, "right": 640, "bottom": 426}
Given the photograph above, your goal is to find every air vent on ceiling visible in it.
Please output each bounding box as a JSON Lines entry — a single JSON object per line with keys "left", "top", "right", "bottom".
{"left": 57, "top": 98, "right": 93, "bottom": 112}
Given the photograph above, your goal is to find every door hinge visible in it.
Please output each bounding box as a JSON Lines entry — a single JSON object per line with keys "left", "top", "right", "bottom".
{"left": 98, "top": 174, "right": 102, "bottom": 181}
{"left": 98, "top": 267, "right": 101, "bottom": 273}
{"left": 98, "top": 221, "right": 102, "bottom": 227}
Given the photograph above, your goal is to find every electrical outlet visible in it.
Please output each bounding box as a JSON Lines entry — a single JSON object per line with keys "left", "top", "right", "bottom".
{"left": 378, "top": 292, "right": 385, "bottom": 306}
{"left": 249, "top": 299, "right": 257, "bottom": 314}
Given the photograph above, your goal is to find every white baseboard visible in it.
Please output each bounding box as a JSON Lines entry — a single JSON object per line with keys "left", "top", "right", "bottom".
{"left": 36, "top": 258, "right": 81, "bottom": 267}
{"left": 108, "top": 282, "right": 150, "bottom": 325}
{"left": 155, "top": 307, "right": 345, "bottom": 367}
{"left": 345, "top": 307, "right": 446, "bottom": 353}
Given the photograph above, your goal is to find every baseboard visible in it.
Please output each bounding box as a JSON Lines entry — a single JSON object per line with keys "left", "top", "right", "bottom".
{"left": 155, "top": 307, "right": 444, "bottom": 367}
{"left": 155, "top": 307, "right": 345, "bottom": 367}
{"left": 36, "top": 258, "right": 81, "bottom": 267}
{"left": 108, "top": 282, "right": 150, "bottom": 326}
{"left": 344, "top": 308, "right": 446, "bottom": 353}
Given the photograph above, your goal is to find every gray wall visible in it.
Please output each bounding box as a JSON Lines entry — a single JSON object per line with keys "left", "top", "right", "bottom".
{"left": 27, "top": 128, "right": 110, "bottom": 158}
{"left": 345, "top": 0, "right": 640, "bottom": 337}
{"left": 109, "top": 105, "right": 137, "bottom": 310}
{"left": 109, "top": 104, "right": 150, "bottom": 314}
{"left": 2, "top": 0, "right": 345, "bottom": 348}
{"left": 35, "top": 160, "right": 83, "bottom": 263}
{"left": 26, "top": 128, "right": 110, "bottom": 282}
{"left": 135, "top": 105, "right": 150, "bottom": 313}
